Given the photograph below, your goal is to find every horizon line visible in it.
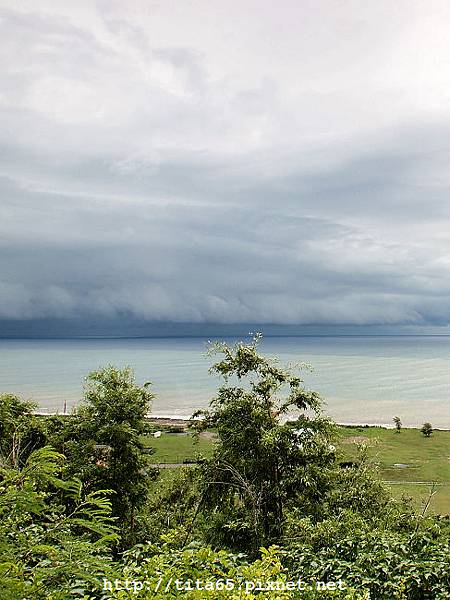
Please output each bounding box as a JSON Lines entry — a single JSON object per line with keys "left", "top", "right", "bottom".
{"left": 3, "top": 333, "right": 450, "bottom": 340}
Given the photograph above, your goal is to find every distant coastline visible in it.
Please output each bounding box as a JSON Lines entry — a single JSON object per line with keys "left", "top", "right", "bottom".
{"left": 3, "top": 336, "right": 450, "bottom": 429}
{"left": 32, "top": 411, "right": 450, "bottom": 431}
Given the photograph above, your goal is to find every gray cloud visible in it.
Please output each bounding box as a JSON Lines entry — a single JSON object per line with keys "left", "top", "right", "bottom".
{"left": 1, "top": 1, "right": 450, "bottom": 327}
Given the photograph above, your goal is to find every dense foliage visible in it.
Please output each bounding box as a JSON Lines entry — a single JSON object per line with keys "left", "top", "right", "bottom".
{"left": 106, "top": 539, "right": 367, "bottom": 599}
{"left": 192, "top": 334, "right": 336, "bottom": 552}
{"left": 0, "top": 446, "right": 117, "bottom": 599}
{"left": 421, "top": 422, "right": 433, "bottom": 437}
{"left": 0, "top": 340, "right": 449, "bottom": 599}
{"left": 0, "top": 394, "right": 46, "bottom": 467}
{"left": 48, "top": 367, "right": 157, "bottom": 546}
{"left": 284, "top": 512, "right": 450, "bottom": 600}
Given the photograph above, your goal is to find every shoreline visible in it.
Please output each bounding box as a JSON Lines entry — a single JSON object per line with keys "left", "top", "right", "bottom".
{"left": 147, "top": 415, "right": 413, "bottom": 429}
{"left": 32, "top": 410, "right": 449, "bottom": 430}
{"left": 148, "top": 414, "right": 398, "bottom": 427}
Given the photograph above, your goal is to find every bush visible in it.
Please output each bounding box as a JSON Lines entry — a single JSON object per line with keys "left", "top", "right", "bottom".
{"left": 105, "top": 538, "right": 367, "bottom": 599}
{"left": 421, "top": 422, "right": 433, "bottom": 437}
{"left": 285, "top": 516, "right": 450, "bottom": 599}
{"left": 167, "top": 425, "right": 186, "bottom": 434}
{"left": 0, "top": 393, "right": 46, "bottom": 467}
{"left": 0, "top": 446, "right": 118, "bottom": 599}
{"left": 393, "top": 416, "right": 402, "bottom": 433}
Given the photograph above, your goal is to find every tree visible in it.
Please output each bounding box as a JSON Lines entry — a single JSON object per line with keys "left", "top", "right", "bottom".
{"left": 393, "top": 416, "right": 402, "bottom": 433}
{"left": 62, "top": 366, "right": 156, "bottom": 541}
{"left": 192, "top": 334, "right": 336, "bottom": 553}
{"left": 421, "top": 422, "right": 433, "bottom": 437}
{"left": 0, "top": 393, "right": 46, "bottom": 467}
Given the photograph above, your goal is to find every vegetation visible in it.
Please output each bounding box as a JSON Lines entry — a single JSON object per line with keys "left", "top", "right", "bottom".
{"left": 143, "top": 431, "right": 214, "bottom": 464}
{"left": 393, "top": 415, "right": 402, "bottom": 433}
{"left": 0, "top": 445, "right": 118, "bottom": 599}
{"left": 421, "top": 422, "right": 433, "bottom": 437}
{"left": 47, "top": 367, "right": 157, "bottom": 547}
{"left": 331, "top": 425, "right": 450, "bottom": 515}
{"left": 107, "top": 541, "right": 367, "bottom": 599}
{"left": 1, "top": 337, "right": 449, "bottom": 598}
{"left": 0, "top": 393, "right": 45, "bottom": 466}
{"left": 284, "top": 515, "right": 450, "bottom": 600}
{"left": 191, "top": 334, "right": 336, "bottom": 552}
{"left": 146, "top": 424, "right": 450, "bottom": 514}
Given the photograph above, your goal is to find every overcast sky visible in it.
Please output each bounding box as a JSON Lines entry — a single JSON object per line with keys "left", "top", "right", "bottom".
{"left": 1, "top": 0, "right": 450, "bottom": 329}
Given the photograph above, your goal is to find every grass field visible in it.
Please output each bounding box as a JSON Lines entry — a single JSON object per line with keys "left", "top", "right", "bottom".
{"left": 336, "top": 426, "right": 450, "bottom": 482}
{"left": 386, "top": 483, "right": 450, "bottom": 515}
{"left": 143, "top": 432, "right": 215, "bottom": 464}
{"left": 143, "top": 425, "right": 450, "bottom": 514}
{"left": 336, "top": 425, "right": 450, "bottom": 515}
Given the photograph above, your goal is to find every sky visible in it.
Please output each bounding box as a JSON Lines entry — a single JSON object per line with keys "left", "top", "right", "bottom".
{"left": 2, "top": 0, "right": 450, "bottom": 333}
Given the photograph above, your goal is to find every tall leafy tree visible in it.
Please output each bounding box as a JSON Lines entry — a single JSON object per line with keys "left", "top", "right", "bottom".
{"left": 62, "top": 366, "right": 155, "bottom": 540}
{"left": 193, "top": 334, "right": 336, "bottom": 552}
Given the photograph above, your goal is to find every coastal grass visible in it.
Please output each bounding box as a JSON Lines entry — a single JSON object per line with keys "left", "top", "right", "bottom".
{"left": 142, "top": 432, "right": 215, "bottom": 464}
{"left": 337, "top": 425, "right": 450, "bottom": 515}
{"left": 386, "top": 482, "right": 450, "bottom": 515}
{"left": 143, "top": 425, "right": 450, "bottom": 514}
{"left": 336, "top": 426, "right": 450, "bottom": 483}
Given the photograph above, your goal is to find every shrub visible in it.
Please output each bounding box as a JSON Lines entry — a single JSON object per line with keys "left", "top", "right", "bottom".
{"left": 105, "top": 538, "right": 367, "bottom": 599}
{"left": 0, "top": 446, "right": 118, "bottom": 599}
{"left": 285, "top": 516, "right": 449, "bottom": 599}
{"left": 0, "top": 393, "right": 46, "bottom": 467}
{"left": 421, "top": 422, "right": 433, "bottom": 437}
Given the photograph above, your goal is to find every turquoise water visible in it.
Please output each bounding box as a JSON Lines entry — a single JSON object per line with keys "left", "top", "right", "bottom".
{"left": 1, "top": 336, "right": 450, "bottom": 427}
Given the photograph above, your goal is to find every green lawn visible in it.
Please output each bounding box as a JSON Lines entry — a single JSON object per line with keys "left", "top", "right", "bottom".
{"left": 336, "top": 426, "right": 450, "bottom": 515}
{"left": 143, "top": 425, "right": 450, "bottom": 514}
{"left": 142, "top": 432, "right": 215, "bottom": 464}
{"left": 387, "top": 482, "right": 450, "bottom": 516}
{"left": 336, "top": 426, "right": 450, "bottom": 483}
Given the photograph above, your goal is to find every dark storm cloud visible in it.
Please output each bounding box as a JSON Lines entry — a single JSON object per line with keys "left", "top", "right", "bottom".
{"left": 1, "top": 1, "right": 450, "bottom": 327}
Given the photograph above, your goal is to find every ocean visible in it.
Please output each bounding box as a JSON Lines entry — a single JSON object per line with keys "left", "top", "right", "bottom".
{"left": 1, "top": 336, "right": 450, "bottom": 427}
